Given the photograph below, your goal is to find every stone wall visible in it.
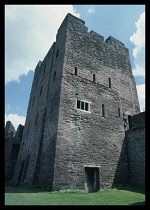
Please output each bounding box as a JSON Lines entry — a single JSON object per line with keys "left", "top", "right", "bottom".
{"left": 12, "top": 13, "right": 141, "bottom": 191}
{"left": 126, "top": 112, "right": 145, "bottom": 187}
{"left": 5, "top": 122, "right": 24, "bottom": 180}
{"left": 52, "top": 14, "right": 141, "bottom": 191}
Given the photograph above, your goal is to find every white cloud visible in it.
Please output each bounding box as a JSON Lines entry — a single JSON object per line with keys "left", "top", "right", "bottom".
{"left": 5, "top": 5, "right": 80, "bottom": 84}
{"left": 136, "top": 84, "right": 145, "bottom": 112}
{"left": 87, "top": 7, "right": 95, "bottom": 14}
{"left": 5, "top": 113, "right": 26, "bottom": 130}
{"left": 130, "top": 12, "right": 145, "bottom": 77}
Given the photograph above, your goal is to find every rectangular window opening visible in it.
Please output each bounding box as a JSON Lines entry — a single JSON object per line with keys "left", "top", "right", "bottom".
{"left": 53, "top": 71, "right": 56, "bottom": 82}
{"left": 109, "top": 78, "right": 111, "bottom": 88}
{"left": 118, "top": 108, "right": 120, "bottom": 117}
{"left": 40, "top": 86, "right": 43, "bottom": 96}
{"left": 77, "top": 100, "right": 90, "bottom": 112}
{"left": 102, "top": 104, "right": 105, "bottom": 117}
{"left": 77, "top": 100, "right": 80, "bottom": 109}
{"left": 85, "top": 102, "right": 89, "bottom": 111}
{"left": 56, "top": 49, "right": 59, "bottom": 58}
{"left": 81, "top": 101, "right": 84, "bottom": 110}
{"left": 93, "top": 74, "right": 96, "bottom": 82}
{"left": 75, "top": 67, "right": 78, "bottom": 76}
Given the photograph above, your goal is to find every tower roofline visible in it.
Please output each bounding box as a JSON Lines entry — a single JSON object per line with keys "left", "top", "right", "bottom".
{"left": 66, "top": 13, "right": 85, "bottom": 24}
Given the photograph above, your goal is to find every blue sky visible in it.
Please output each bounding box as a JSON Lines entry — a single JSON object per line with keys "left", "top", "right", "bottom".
{"left": 5, "top": 5, "right": 145, "bottom": 129}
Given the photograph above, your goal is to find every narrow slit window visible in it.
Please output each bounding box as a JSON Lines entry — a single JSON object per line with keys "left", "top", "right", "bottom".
{"left": 118, "top": 108, "right": 120, "bottom": 117}
{"left": 109, "top": 78, "right": 111, "bottom": 88}
{"left": 53, "top": 71, "right": 56, "bottom": 82}
{"left": 56, "top": 49, "right": 59, "bottom": 58}
{"left": 40, "top": 86, "right": 43, "bottom": 96}
{"left": 102, "top": 104, "right": 105, "bottom": 117}
{"left": 75, "top": 67, "right": 78, "bottom": 76}
{"left": 93, "top": 74, "right": 96, "bottom": 82}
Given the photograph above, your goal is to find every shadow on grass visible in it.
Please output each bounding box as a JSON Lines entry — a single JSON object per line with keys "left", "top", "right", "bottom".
{"left": 5, "top": 179, "right": 44, "bottom": 193}
{"left": 112, "top": 186, "right": 145, "bottom": 195}
{"left": 130, "top": 201, "right": 145, "bottom": 205}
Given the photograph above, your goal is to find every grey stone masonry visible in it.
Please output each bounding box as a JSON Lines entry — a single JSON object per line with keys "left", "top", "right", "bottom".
{"left": 125, "top": 112, "right": 145, "bottom": 187}
{"left": 5, "top": 122, "right": 24, "bottom": 180}
{"left": 12, "top": 13, "right": 142, "bottom": 192}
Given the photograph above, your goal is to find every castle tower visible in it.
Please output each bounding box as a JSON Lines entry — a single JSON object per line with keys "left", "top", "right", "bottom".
{"left": 13, "top": 13, "right": 140, "bottom": 192}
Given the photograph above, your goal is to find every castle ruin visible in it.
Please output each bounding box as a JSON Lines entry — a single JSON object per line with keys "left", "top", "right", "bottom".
{"left": 5, "top": 13, "right": 145, "bottom": 192}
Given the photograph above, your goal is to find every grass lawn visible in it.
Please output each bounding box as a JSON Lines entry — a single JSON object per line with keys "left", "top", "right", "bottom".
{"left": 5, "top": 182, "right": 145, "bottom": 206}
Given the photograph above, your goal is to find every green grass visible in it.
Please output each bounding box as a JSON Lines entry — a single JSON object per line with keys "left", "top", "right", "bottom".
{"left": 5, "top": 181, "right": 145, "bottom": 206}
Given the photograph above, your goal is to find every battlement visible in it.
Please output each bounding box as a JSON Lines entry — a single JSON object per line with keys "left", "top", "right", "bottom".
{"left": 89, "top": 30, "right": 104, "bottom": 43}
{"left": 57, "top": 13, "right": 128, "bottom": 52}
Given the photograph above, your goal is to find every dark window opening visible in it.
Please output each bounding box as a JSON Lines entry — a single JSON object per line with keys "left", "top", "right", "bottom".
{"left": 85, "top": 102, "right": 89, "bottom": 111}
{"left": 128, "top": 115, "right": 133, "bottom": 129}
{"left": 77, "top": 100, "right": 80, "bottom": 109}
{"left": 93, "top": 74, "right": 96, "bottom": 82}
{"left": 81, "top": 101, "right": 84, "bottom": 110}
{"left": 22, "top": 155, "right": 30, "bottom": 182}
{"left": 56, "top": 49, "right": 59, "bottom": 58}
{"left": 102, "top": 104, "right": 105, "bottom": 117}
{"left": 40, "top": 86, "right": 43, "bottom": 96}
{"left": 118, "top": 108, "right": 120, "bottom": 117}
{"left": 75, "top": 67, "right": 78, "bottom": 76}
{"left": 77, "top": 100, "right": 90, "bottom": 112}
{"left": 53, "top": 71, "right": 56, "bottom": 82}
{"left": 109, "top": 78, "right": 111, "bottom": 88}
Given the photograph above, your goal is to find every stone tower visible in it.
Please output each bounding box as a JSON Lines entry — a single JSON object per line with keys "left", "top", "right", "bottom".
{"left": 13, "top": 13, "right": 140, "bottom": 192}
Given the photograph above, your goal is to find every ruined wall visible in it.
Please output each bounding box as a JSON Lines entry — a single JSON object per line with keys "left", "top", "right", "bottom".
{"left": 126, "top": 112, "right": 145, "bottom": 187}
{"left": 5, "top": 122, "right": 24, "bottom": 180}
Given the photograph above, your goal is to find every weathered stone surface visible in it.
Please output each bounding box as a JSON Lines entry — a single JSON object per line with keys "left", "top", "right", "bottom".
{"left": 5, "top": 122, "right": 24, "bottom": 180}
{"left": 125, "top": 112, "right": 145, "bottom": 187}
{"left": 11, "top": 13, "right": 144, "bottom": 192}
